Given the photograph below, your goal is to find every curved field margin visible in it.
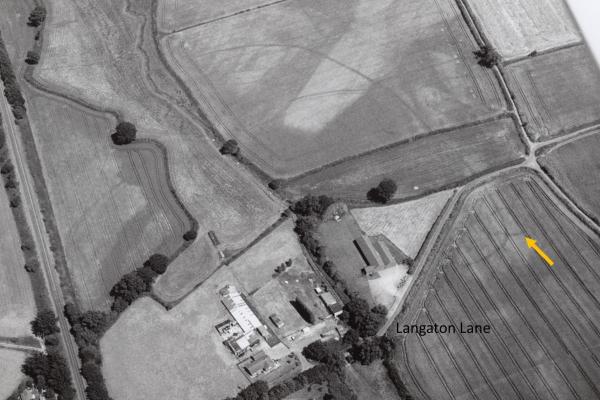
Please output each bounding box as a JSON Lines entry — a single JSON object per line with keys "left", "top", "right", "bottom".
{"left": 161, "top": 0, "right": 505, "bottom": 178}
{"left": 538, "top": 129, "right": 600, "bottom": 226}
{"left": 286, "top": 118, "right": 525, "bottom": 204}
{"left": 24, "top": 89, "right": 191, "bottom": 310}
{"left": 394, "top": 171, "right": 600, "bottom": 399}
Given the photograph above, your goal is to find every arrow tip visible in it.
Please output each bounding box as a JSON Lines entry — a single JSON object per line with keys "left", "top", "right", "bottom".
{"left": 525, "top": 237, "right": 537, "bottom": 248}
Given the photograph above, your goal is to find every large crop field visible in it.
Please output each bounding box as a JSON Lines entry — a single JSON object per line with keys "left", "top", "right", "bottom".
{"left": 101, "top": 268, "right": 249, "bottom": 400}
{"left": 466, "top": 0, "right": 579, "bottom": 59}
{"left": 539, "top": 130, "right": 600, "bottom": 224}
{"left": 396, "top": 172, "right": 600, "bottom": 399}
{"left": 34, "top": 0, "right": 284, "bottom": 304}
{"left": 0, "top": 167, "right": 36, "bottom": 338}
{"left": 25, "top": 91, "right": 190, "bottom": 310}
{"left": 0, "top": 348, "right": 26, "bottom": 399}
{"left": 505, "top": 45, "right": 600, "bottom": 141}
{"left": 161, "top": 0, "right": 505, "bottom": 177}
{"left": 287, "top": 118, "right": 524, "bottom": 202}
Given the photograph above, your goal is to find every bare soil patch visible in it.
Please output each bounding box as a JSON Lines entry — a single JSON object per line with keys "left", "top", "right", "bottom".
{"left": 506, "top": 45, "right": 600, "bottom": 141}
{"left": 287, "top": 118, "right": 524, "bottom": 202}
{"left": 162, "top": 0, "right": 505, "bottom": 177}
{"left": 352, "top": 190, "right": 454, "bottom": 258}
{"left": 466, "top": 0, "right": 579, "bottom": 59}
{"left": 395, "top": 172, "right": 600, "bottom": 399}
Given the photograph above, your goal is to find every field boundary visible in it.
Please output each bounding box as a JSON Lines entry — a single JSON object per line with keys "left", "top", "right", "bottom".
{"left": 503, "top": 41, "right": 584, "bottom": 66}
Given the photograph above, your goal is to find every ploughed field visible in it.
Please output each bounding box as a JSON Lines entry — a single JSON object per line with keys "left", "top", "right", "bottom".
{"left": 162, "top": 0, "right": 505, "bottom": 177}
{"left": 286, "top": 118, "right": 524, "bottom": 202}
{"left": 466, "top": 0, "right": 579, "bottom": 60}
{"left": 25, "top": 91, "right": 191, "bottom": 310}
{"left": 539, "top": 130, "right": 600, "bottom": 224}
{"left": 505, "top": 45, "right": 600, "bottom": 141}
{"left": 397, "top": 173, "right": 600, "bottom": 399}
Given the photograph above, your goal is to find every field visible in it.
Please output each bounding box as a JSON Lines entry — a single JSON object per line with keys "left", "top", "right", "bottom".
{"left": 352, "top": 190, "right": 454, "bottom": 258}
{"left": 34, "top": 0, "right": 284, "bottom": 304}
{"left": 25, "top": 90, "right": 190, "bottom": 310}
{"left": 466, "top": 0, "right": 579, "bottom": 59}
{"left": 157, "top": 0, "right": 277, "bottom": 33}
{"left": 396, "top": 172, "right": 600, "bottom": 399}
{"left": 101, "top": 268, "right": 248, "bottom": 400}
{"left": 346, "top": 362, "right": 401, "bottom": 400}
{"left": 287, "top": 118, "right": 524, "bottom": 202}
{"left": 161, "top": 0, "right": 505, "bottom": 177}
{"left": 505, "top": 45, "right": 600, "bottom": 141}
{"left": 0, "top": 348, "right": 26, "bottom": 399}
{"left": 539, "top": 130, "right": 600, "bottom": 224}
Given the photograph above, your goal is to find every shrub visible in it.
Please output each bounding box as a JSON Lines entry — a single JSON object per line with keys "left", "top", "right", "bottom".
{"left": 220, "top": 139, "right": 239, "bottom": 156}
{"left": 110, "top": 121, "right": 136, "bottom": 145}
{"left": 183, "top": 228, "right": 197, "bottom": 241}
{"left": 28, "top": 6, "right": 47, "bottom": 27}
{"left": 268, "top": 179, "right": 283, "bottom": 190}
{"left": 24, "top": 260, "right": 38, "bottom": 273}
{"left": 31, "top": 310, "right": 59, "bottom": 338}
{"left": 25, "top": 51, "right": 40, "bottom": 65}
{"left": 367, "top": 179, "right": 397, "bottom": 204}
{"left": 473, "top": 46, "right": 500, "bottom": 68}
{"left": 1, "top": 161, "right": 13, "bottom": 174}
{"left": 143, "top": 253, "right": 169, "bottom": 274}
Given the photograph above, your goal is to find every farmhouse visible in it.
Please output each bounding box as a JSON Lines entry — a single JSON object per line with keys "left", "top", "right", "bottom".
{"left": 220, "top": 285, "right": 262, "bottom": 333}
{"left": 240, "top": 350, "right": 276, "bottom": 378}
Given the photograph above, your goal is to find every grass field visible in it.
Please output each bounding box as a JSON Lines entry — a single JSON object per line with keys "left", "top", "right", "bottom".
{"left": 162, "top": 0, "right": 505, "bottom": 177}
{"left": 467, "top": 0, "right": 579, "bottom": 59}
{"left": 101, "top": 268, "right": 248, "bottom": 400}
{"left": 0, "top": 182, "right": 36, "bottom": 338}
{"left": 0, "top": 348, "right": 26, "bottom": 399}
{"left": 35, "top": 0, "right": 284, "bottom": 304}
{"left": 25, "top": 91, "right": 189, "bottom": 310}
{"left": 157, "top": 0, "right": 277, "bottom": 33}
{"left": 352, "top": 190, "right": 454, "bottom": 258}
{"left": 506, "top": 45, "right": 600, "bottom": 141}
{"left": 287, "top": 118, "right": 524, "bottom": 202}
{"left": 347, "top": 362, "right": 401, "bottom": 400}
{"left": 397, "top": 172, "right": 600, "bottom": 399}
{"left": 539, "top": 130, "right": 600, "bottom": 224}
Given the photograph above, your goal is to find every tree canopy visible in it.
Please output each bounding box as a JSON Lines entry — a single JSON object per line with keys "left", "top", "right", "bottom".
{"left": 31, "top": 310, "right": 59, "bottom": 338}
{"left": 367, "top": 178, "right": 397, "bottom": 204}
{"left": 111, "top": 121, "right": 136, "bottom": 145}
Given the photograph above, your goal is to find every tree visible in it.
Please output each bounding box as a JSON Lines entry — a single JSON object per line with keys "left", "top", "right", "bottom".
{"left": 25, "top": 51, "right": 40, "bottom": 65}
{"left": 111, "top": 122, "right": 136, "bottom": 145}
{"left": 31, "top": 310, "right": 59, "bottom": 338}
{"left": 474, "top": 46, "right": 500, "bottom": 68}
{"left": 143, "top": 253, "right": 169, "bottom": 274}
{"left": 28, "top": 6, "right": 47, "bottom": 27}
{"left": 220, "top": 139, "right": 239, "bottom": 156}
{"left": 367, "top": 179, "right": 397, "bottom": 204}
{"left": 183, "top": 229, "right": 197, "bottom": 241}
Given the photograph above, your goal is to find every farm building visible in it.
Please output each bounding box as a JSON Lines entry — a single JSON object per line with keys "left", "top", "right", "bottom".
{"left": 241, "top": 350, "right": 276, "bottom": 378}
{"left": 269, "top": 314, "right": 285, "bottom": 328}
{"left": 353, "top": 236, "right": 395, "bottom": 268}
{"left": 320, "top": 292, "right": 343, "bottom": 316}
{"left": 215, "top": 319, "right": 235, "bottom": 336}
{"left": 220, "top": 285, "right": 262, "bottom": 333}
{"left": 225, "top": 331, "right": 260, "bottom": 357}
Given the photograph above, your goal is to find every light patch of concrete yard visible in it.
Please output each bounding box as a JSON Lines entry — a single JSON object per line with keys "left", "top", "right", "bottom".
{"left": 368, "top": 264, "right": 412, "bottom": 310}
{"left": 352, "top": 190, "right": 454, "bottom": 257}
{"left": 0, "top": 348, "right": 26, "bottom": 399}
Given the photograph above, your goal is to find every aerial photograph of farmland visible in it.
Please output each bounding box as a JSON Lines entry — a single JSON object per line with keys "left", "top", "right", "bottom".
{"left": 1, "top": 0, "right": 600, "bottom": 399}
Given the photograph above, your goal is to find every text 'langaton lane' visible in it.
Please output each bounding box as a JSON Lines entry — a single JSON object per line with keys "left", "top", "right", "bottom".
{"left": 397, "top": 322, "right": 492, "bottom": 337}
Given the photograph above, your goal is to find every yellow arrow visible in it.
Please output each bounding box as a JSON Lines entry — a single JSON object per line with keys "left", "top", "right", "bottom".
{"left": 525, "top": 237, "right": 554, "bottom": 266}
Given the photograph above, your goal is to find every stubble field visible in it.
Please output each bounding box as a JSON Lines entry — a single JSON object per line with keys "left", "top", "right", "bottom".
{"left": 25, "top": 90, "right": 190, "bottom": 310}
{"left": 396, "top": 172, "right": 600, "bottom": 399}
{"left": 34, "top": 0, "right": 283, "bottom": 304}
{"left": 506, "top": 45, "right": 600, "bottom": 141}
{"left": 466, "top": 0, "right": 579, "bottom": 59}
{"left": 287, "top": 118, "right": 524, "bottom": 202}
{"left": 161, "top": 0, "right": 505, "bottom": 177}
{"left": 539, "top": 130, "right": 600, "bottom": 224}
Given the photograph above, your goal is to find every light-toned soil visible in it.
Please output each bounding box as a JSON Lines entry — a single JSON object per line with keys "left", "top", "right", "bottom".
{"left": 25, "top": 91, "right": 189, "bottom": 310}
{"left": 0, "top": 348, "right": 26, "bottom": 399}
{"left": 0, "top": 157, "right": 35, "bottom": 339}
{"left": 467, "top": 0, "right": 579, "bottom": 59}
{"left": 368, "top": 265, "right": 411, "bottom": 311}
{"left": 162, "top": 0, "right": 505, "bottom": 177}
{"left": 288, "top": 118, "right": 523, "bottom": 202}
{"left": 539, "top": 130, "right": 600, "bottom": 224}
{"left": 352, "top": 190, "right": 454, "bottom": 258}
{"left": 36, "top": 0, "right": 283, "bottom": 304}
{"left": 157, "top": 0, "right": 277, "bottom": 33}
{"left": 506, "top": 45, "right": 600, "bottom": 141}
{"left": 101, "top": 268, "right": 248, "bottom": 400}
{"left": 398, "top": 173, "right": 600, "bottom": 399}
{"left": 348, "top": 361, "right": 402, "bottom": 400}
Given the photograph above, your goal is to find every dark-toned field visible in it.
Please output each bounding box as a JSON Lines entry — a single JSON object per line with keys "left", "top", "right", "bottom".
{"left": 162, "top": 0, "right": 505, "bottom": 177}
{"left": 506, "top": 45, "right": 600, "bottom": 141}
{"left": 287, "top": 118, "right": 524, "bottom": 202}
{"left": 539, "top": 130, "right": 600, "bottom": 224}
{"left": 396, "top": 172, "right": 600, "bottom": 399}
